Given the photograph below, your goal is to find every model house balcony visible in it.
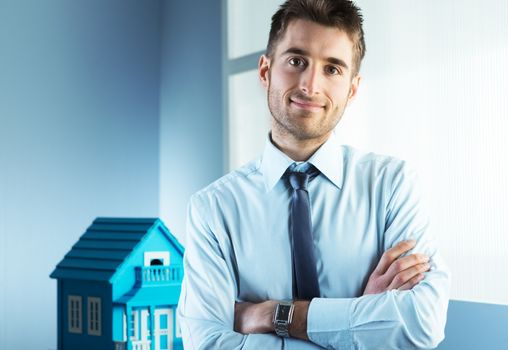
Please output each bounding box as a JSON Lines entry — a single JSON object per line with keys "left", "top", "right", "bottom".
{"left": 135, "top": 265, "right": 183, "bottom": 287}
{"left": 131, "top": 340, "right": 151, "bottom": 350}
{"left": 114, "top": 339, "right": 152, "bottom": 350}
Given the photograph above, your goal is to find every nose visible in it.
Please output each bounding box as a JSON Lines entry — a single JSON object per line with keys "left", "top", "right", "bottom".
{"left": 299, "top": 65, "right": 321, "bottom": 96}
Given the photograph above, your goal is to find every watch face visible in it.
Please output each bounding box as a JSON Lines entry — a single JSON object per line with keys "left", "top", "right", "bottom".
{"left": 278, "top": 304, "right": 291, "bottom": 320}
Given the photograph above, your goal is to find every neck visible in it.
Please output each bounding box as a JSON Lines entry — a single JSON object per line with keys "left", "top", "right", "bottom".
{"left": 270, "top": 129, "right": 331, "bottom": 162}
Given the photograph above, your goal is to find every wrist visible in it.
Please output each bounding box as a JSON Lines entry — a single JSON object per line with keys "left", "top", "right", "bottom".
{"left": 288, "top": 300, "right": 310, "bottom": 340}
{"left": 234, "top": 300, "right": 279, "bottom": 334}
{"left": 265, "top": 300, "right": 278, "bottom": 332}
{"left": 272, "top": 300, "right": 295, "bottom": 337}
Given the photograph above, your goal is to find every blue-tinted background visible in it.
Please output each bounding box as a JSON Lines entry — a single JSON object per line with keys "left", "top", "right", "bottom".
{"left": 0, "top": 0, "right": 222, "bottom": 349}
{"left": 1, "top": 1, "right": 507, "bottom": 349}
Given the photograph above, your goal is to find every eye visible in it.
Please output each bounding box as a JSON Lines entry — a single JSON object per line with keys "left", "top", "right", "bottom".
{"left": 325, "top": 65, "right": 341, "bottom": 75}
{"left": 288, "top": 57, "right": 306, "bottom": 67}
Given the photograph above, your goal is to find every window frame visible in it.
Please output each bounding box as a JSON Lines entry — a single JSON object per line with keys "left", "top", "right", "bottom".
{"left": 87, "top": 296, "right": 102, "bottom": 336}
{"left": 68, "top": 295, "right": 82, "bottom": 334}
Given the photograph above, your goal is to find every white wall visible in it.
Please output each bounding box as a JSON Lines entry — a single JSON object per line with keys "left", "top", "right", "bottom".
{"left": 226, "top": 0, "right": 285, "bottom": 170}
{"left": 347, "top": 0, "right": 508, "bottom": 304}
{"left": 226, "top": 0, "right": 508, "bottom": 304}
{"left": 227, "top": 0, "right": 282, "bottom": 59}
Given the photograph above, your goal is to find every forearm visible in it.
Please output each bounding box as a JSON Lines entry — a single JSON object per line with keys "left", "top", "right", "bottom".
{"left": 234, "top": 299, "right": 311, "bottom": 340}
{"left": 289, "top": 300, "right": 311, "bottom": 340}
{"left": 179, "top": 315, "right": 280, "bottom": 350}
{"left": 179, "top": 283, "right": 288, "bottom": 349}
{"left": 307, "top": 268, "right": 450, "bottom": 349}
{"left": 235, "top": 266, "right": 449, "bottom": 350}
{"left": 179, "top": 311, "right": 323, "bottom": 350}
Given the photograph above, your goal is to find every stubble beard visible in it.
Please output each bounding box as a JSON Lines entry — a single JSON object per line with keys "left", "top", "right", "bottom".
{"left": 267, "top": 83, "right": 347, "bottom": 142}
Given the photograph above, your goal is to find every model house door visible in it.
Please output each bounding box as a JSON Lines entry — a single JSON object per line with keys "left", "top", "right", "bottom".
{"left": 140, "top": 309, "right": 151, "bottom": 347}
{"left": 154, "top": 308, "right": 173, "bottom": 350}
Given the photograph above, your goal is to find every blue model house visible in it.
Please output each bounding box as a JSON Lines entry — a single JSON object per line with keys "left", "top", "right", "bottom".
{"left": 50, "top": 217, "right": 184, "bottom": 350}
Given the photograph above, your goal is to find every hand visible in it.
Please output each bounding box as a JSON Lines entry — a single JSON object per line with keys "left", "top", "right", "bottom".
{"left": 363, "top": 240, "right": 430, "bottom": 295}
{"left": 234, "top": 300, "right": 277, "bottom": 334}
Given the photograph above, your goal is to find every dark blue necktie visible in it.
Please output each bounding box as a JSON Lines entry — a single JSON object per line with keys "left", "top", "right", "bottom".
{"left": 288, "top": 165, "right": 320, "bottom": 300}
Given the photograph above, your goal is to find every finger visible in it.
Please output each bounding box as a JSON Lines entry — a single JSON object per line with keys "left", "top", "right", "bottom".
{"left": 388, "top": 262, "right": 430, "bottom": 290}
{"left": 374, "top": 240, "right": 417, "bottom": 275}
{"left": 384, "top": 253, "right": 429, "bottom": 281}
{"left": 398, "top": 273, "right": 425, "bottom": 291}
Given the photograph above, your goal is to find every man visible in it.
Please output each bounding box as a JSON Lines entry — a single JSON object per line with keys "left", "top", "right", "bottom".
{"left": 178, "top": 0, "right": 450, "bottom": 349}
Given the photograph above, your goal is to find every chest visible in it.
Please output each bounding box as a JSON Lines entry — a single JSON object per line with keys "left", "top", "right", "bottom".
{"left": 220, "top": 180, "right": 385, "bottom": 301}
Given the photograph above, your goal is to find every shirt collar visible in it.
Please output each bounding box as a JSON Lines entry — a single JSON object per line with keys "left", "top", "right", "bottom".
{"left": 307, "top": 131, "right": 343, "bottom": 189}
{"left": 260, "top": 131, "right": 344, "bottom": 192}
{"left": 260, "top": 134, "right": 294, "bottom": 192}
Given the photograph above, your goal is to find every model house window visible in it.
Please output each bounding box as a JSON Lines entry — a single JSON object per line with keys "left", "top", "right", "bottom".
{"left": 150, "top": 259, "right": 163, "bottom": 266}
{"left": 144, "top": 251, "right": 170, "bottom": 266}
{"left": 68, "top": 295, "right": 82, "bottom": 333}
{"left": 87, "top": 297, "right": 102, "bottom": 336}
{"left": 160, "top": 314, "right": 168, "bottom": 329}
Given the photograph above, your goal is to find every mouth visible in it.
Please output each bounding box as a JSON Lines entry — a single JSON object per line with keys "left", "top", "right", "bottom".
{"left": 289, "top": 98, "right": 325, "bottom": 112}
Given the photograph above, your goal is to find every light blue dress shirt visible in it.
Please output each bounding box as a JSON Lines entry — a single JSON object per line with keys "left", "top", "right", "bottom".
{"left": 177, "top": 132, "right": 450, "bottom": 349}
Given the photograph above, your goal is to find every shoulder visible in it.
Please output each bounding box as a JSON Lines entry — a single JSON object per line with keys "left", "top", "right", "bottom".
{"left": 342, "top": 145, "right": 404, "bottom": 169}
{"left": 190, "top": 157, "right": 263, "bottom": 208}
{"left": 342, "top": 145, "right": 410, "bottom": 177}
{"left": 340, "top": 145, "right": 421, "bottom": 193}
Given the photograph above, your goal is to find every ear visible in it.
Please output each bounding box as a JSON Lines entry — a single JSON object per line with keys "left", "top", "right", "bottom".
{"left": 258, "top": 54, "right": 271, "bottom": 89}
{"left": 346, "top": 74, "right": 361, "bottom": 106}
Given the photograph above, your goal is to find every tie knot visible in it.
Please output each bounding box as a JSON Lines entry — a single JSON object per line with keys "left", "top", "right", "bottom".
{"left": 289, "top": 171, "right": 309, "bottom": 190}
{"left": 287, "top": 163, "right": 320, "bottom": 190}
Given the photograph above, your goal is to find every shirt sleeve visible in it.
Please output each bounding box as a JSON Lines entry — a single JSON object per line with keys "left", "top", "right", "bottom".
{"left": 307, "top": 162, "right": 451, "bottom": 350}
{"left": 177, "top": 193, "right": 324, "bottom": 350}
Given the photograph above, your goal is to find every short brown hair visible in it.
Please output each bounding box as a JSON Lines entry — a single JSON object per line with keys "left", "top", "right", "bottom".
{"left": 266, "top": 0, "right": 366, "bottom": 77}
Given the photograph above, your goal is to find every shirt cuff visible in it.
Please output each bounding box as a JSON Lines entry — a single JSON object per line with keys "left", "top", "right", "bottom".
{"left": 307, "top": 297, "right": 354, "bottom": 349}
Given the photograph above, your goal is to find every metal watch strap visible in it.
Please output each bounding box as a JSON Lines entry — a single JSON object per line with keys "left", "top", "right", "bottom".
{"left": 273, "top": 301, "right": 294, "bottom": 338}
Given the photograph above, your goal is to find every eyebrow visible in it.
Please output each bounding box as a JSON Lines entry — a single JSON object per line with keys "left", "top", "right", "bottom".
{"left": 281, "top": 47, "right": 350, "bottom": 70}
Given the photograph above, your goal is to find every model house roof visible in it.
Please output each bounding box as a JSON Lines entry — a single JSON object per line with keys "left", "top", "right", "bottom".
{"left": 50, "top": 217, "right": 183, "bottom": 282}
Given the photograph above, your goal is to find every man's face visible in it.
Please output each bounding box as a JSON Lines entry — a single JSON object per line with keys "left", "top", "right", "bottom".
{"left": 259, "top": 19, "right": 360, "bottom": 142}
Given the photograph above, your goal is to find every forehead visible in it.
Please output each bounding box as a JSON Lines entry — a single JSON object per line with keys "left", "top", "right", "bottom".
{"left": 274, "top": 19, "right": 354, "bottom": 64}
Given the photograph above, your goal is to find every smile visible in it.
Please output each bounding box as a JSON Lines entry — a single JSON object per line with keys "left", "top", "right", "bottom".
{"left": 289, "top": 98, "right": 325, "bottom": 112}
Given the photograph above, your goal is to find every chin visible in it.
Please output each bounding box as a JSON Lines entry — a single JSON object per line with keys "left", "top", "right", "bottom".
{"left": 288, "top": 127, "right": 328, "bottom": 141}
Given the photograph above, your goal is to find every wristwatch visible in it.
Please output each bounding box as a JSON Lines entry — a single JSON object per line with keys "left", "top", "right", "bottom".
{"left": 272, "top": 301, "right": 295, "bottom": 338}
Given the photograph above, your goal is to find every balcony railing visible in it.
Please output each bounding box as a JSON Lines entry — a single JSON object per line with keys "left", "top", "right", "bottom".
{"left": 114, "top": 342, "right": 125, "bottom": 350}
{"left": 135, "top": 265, "right": 183, "bottom": 286}
{"left": 114, "top": 340, "right": 152, "bottom": 350}
{"left": 132, "top": 340, "right": 151, "bottom": 350}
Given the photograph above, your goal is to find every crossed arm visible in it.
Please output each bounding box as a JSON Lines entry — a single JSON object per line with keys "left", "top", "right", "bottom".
{"left": 178, "top": 209, "right": 449, "bottom": 350}
{"left": 178, "top": 166, "right": 450, "bottom": 349}
{"left": 234, "top": 240, "right": 430, "bottom": 339}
